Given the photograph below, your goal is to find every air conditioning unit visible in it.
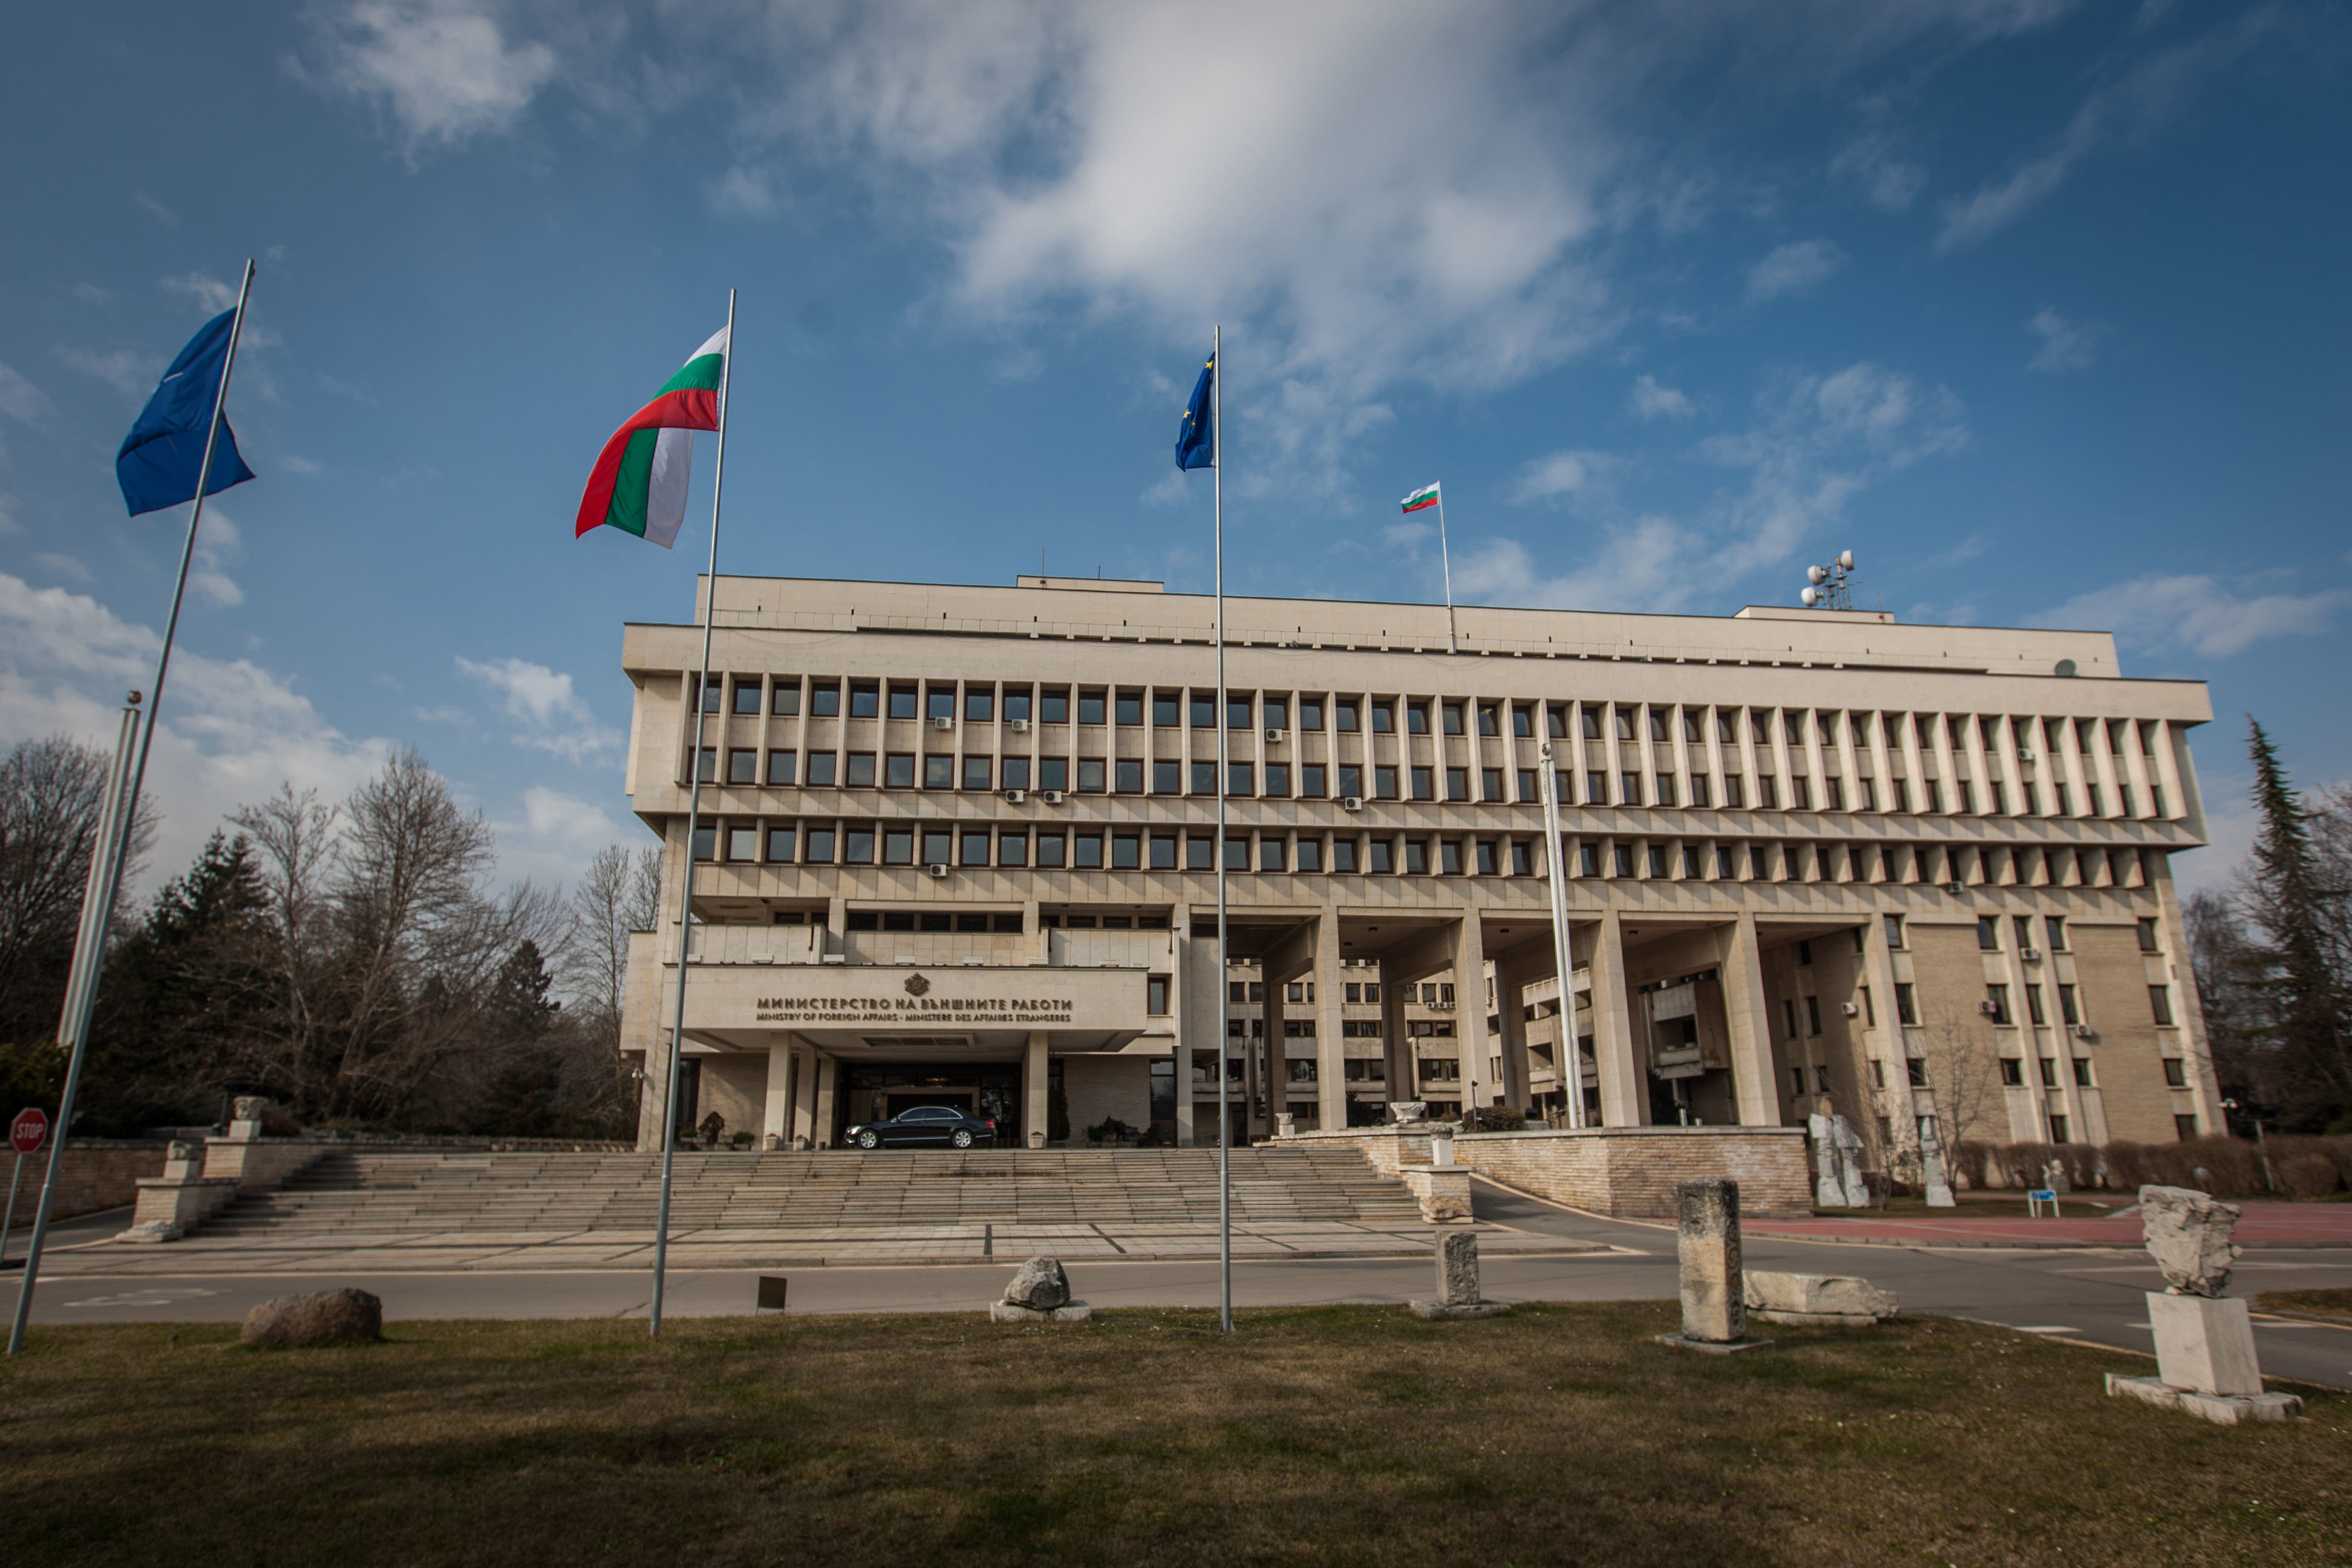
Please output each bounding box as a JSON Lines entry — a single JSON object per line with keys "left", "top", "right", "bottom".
{"left": 1341, "top": 795, "right": 1364, "bottom": 812}
{"left": 1008, "top": 717, "right": 1031, "bottom": 733}
{"left": 1004, "top": 788, "right": 1027, "bottom": 805}
{"left": 2021, "top": 946, "right": 2041, "bottom": 961}
{"left": 1978, "top": 1000, "right": 2001, "bottom": 1017}
{"left": 924, "top": 863, "right": 950, "bottom": 878}
{"left": 2072, "top": 1024, "right": 2097, "bottom": 1040}
{"left": 1265, "top": 727, "right": 1285, "bottom": 742}
{"left": 1042, "top": 789, "right": 1066, "bottom": 805}
{"left": 1944, "top": 881, "right": 1966, "bottom": 895}
{"left": 932, "top": 716, "right": 953, "bottom": 731}
{"left": 1841, "top": 1001, "right": 1860, "bottom": 1018}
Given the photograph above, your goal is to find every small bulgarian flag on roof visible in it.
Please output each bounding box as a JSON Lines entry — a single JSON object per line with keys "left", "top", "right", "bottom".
{"left": 1401, "top": 482, "right": 1440, "bottom": 514}
{"left": 574, "top": 325, "right": 729, "bottom": 547}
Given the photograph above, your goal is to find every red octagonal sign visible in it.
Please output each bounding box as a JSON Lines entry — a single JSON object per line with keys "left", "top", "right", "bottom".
{"left": 10, "top": 1108, "right": 47, "bottom": 1155}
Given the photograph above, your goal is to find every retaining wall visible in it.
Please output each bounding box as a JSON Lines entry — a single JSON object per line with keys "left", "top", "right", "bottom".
{"left": 2, "top": 1140, "right": 168, "bottom": 1223}
{"left": 1289, "top": 1125, "right": 1811, "bottom": 1218}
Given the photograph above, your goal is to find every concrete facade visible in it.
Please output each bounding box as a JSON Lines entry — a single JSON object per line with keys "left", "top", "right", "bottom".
{"left": 618, "top": 573, "right": 2222, "bottom": 1179}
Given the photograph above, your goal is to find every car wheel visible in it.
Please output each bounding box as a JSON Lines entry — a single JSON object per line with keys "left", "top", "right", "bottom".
{"left": 952, "top": 1129, "right": 974, "bottom": 1149}
{"left": 857, "top": 1130, "right": 880, "bottom": 1149}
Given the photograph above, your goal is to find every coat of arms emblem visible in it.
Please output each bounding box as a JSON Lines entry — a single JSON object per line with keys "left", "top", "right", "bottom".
{"left": 903, "top": 973, "right": 931, "bottom": 998}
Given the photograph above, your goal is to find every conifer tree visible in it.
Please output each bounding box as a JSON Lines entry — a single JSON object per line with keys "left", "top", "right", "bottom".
{"left": 2238, "top": 719, "right": 2351, "bottom": 1130}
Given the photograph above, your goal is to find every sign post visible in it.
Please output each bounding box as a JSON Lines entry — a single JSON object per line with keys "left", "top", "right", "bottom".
{"left": 2, "top": 1109, "right": 48, "bottom": 1272}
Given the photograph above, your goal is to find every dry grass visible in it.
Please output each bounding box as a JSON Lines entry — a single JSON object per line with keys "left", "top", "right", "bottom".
{"left": 2257, "top": 1289, "right": 2352, "bottom": 1318}
{"left": 1, "top": 1304, "right": 2346, "bottom": 1567}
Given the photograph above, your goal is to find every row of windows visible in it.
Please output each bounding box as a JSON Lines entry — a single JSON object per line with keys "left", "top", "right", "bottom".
{"left": 692, "top": 820, "right": 2161, "bottom": 889}
{"left": 697, "top": 676, "right": 2170, "bottom": 767}
{"left": 1222, "top": 981, "right": 1456, "bottom": 1007}
{"left": 696, "top": 743, "right": 2167, "bottom": 822}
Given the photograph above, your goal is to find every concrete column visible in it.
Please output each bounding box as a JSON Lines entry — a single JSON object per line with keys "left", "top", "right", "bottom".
{"left": 812, "top": 1055, "right": 837, "bottom": 1149}
{"left": 1586, "top": 913, "right": 1643, "bottom": 1126}
{"left": 1452, "top": 915, "right": 1492, "bottom": 1111}
{"left": 636, "top": 1029, "right": 671, "bottom": 1152}
{"left": 1172, "top": 918, "right": 1197, "bottom": 1148}
{"left": 1492, "top": 950, "right": 1534, "bottom": 1113}
{"left": 1023, "top": 1030, "right": 1051, "bottom": 1148}
{"left": 1256, "top": 983, "right": 1285, "bottom": 1138}
{"left": 762, "top": 1038, "right": 794, "bottom": 1146}
{"left": 1379, "top": 959, "right": 1413, "bottom": 1109}
{"left": 1858, "top": 909, "right": 1907, "bottom": 1169}
{"left": 790, "top": 1045, "right": 819, "bottom": 1147}
{"left": 1314, "top": 907, "right": 1349, "bottom": 1131}
{"left": 1718, "top": 912, "right": 1782, "bottom": 1129}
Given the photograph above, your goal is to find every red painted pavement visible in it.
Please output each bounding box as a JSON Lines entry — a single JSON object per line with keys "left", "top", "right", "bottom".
{"left": 1747, "top": 1201, "right": 2352, "bottom": 1248}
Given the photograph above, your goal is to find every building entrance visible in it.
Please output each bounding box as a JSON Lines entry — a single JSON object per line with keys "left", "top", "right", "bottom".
{"left": 836, "top": 1062, "right": 1022, "bottom": 1145}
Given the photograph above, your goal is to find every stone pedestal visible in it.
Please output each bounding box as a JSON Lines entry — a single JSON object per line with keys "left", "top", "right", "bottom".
{"left": 1745, "top": 1270, "right": 1896, "bottom": 1327}
{"left": 2148, "top": 1293, "right": 2261, "bottom": 1396}
{"left": 991, "top": 1255, "right": 1091, "bottom": 1324}
{"left": 1399, "top": 1165, "right": 1474, "bottom": 1223}
{"left": 1411, "top": 1230, "right": 1507, "bottom": 1319}
{"left": 115, "top": 1141, "right": 237, "bottom": 1244}
{"left": 1658, "top": 1177, "right": 1774, "bottom": 1355}
{"left": 2105, "top": 1374, "right": 2302, "bottom": 1425}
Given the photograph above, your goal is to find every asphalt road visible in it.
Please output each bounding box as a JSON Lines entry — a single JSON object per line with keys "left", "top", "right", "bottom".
{"left": 11, "top": 1183, "right": 2350, "bottom": 1390}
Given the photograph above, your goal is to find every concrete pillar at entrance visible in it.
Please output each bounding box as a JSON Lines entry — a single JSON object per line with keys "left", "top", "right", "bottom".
{"left": 1172, "top": 916, "right": 1196, "bottom": 1149}
{"left": 1492, "top": 951, "right": 1534, "bottom": 1114}
{"left": 1451, "top": 916, "right": 1493, "bottom": 1112}
{"left": 1255, "top": 984, "right": 1284, "bottom": 1140}
{"left": 790, "top": 1045, "right": 819, "bottom": 1148}
{"left": 1313, "top": 908, "right": 1348, "bottom": 1131}
{"left": 1587, "top": 913, "right": 1643, "bottom": 1127}
{"left": 1857, "top": 909, "right": 1909, "bottom": 1170}
{"left": 1717, "top": 913, "right": 1782, "bottom": 1129}
{"left": 1378, "top": 959, "right": 1413, "bottom": 1111}
{"left": 1023, "top": 1031, "right": 1050, "bottom": 1148}
{"left": 762, "top": 1039, "right": 794, "bottom": 1147}
{"left": 812, "top": 1056, "right": 837, "bottom": 1149}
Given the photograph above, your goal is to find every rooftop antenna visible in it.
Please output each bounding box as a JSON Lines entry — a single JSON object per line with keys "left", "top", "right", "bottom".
{"left": 1799, "top": 549, "right": 1858, "bottom": 611}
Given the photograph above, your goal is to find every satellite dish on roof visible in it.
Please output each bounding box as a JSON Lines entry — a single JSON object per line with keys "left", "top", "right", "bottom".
{"left": 1838, "top": 549, "right": 1855, "bottom": 570}
{"left": 1806, "top": 564, "right": 1828, "bottom": 585}
{"left": 1800, "top": 586, "right": 1820, "bottom": 607}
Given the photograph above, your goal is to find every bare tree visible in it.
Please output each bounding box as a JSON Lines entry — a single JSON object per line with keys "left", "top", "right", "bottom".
{"left": 561, "top": 843, "right": 660, "bottom": 1054}
{"left": 0, "top": 735, "right": 151, "bottom": 1047}
{"left": 1908, "top": 998, "right": 2007, "bottom": 1185}
{"left": 227, "top": 784, "right": 341, "bottom": 1107}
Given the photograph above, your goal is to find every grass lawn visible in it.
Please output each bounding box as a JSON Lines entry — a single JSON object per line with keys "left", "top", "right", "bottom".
{"left": 2258, "top": 1289, "right": 2352, "bottom": 1317}
{"left": 1, "top": 1303, "right": 2345, "bottom": 1566}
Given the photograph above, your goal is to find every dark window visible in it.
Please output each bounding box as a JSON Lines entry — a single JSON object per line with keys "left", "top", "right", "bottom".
{"left": 960, "top": 831, "right": 991, "bottom": 867}
{"left": 1225, "top": 836, "right": 1248, "bottom": 871}
{"left": 767, "top": 751, "right": 797, "bottom": 786}
{"left": 1299, "top": 697, "right": 1324, "bottom": 729}
{"left": 1335, "top": 700, "right": 1359, "bottom": 732}
{"left": 1883, "top": 913, "right": 1904, "bottom": 949}
{"left": 1041, "top": 688, "right": 1070, "bottom": 724}
{"left": 963, "top": 756, "right": 991, "bottom": 791}
{"left": 1481, "top": 768, "right": 1503, "bottom": 802}
{"left": 1003, "top": 689, "right": 1031, "bottom": 724}
{"left": 1116, "top": 691, "right": 1143, "bottom": 726}
{"left": 1370, "top": 701, "right": 1394, "bottom": 733}
{"left": 1264, "top": 763, "right": 1289, "bottom": 795}
{"left": 844, "top": 753, "right": 875, "bottom": 788}
{"left": 1375, "top": 766, "right": 1399, "bottom": 800}
{"left": 1150, "top": 834, "right": 1178, "bottom": 869}
{"left": 1265, "top": 698, "right": 1289, "bottom": 730}
{"left": 998, "top": 831, "right": 1028, "bottom": 866}
{"left": 2046, "top": 915, "right": 2068, "bottom": 952}
{"left": 1512, "top": 704, "right": 1534, "bottom": 738}
{"left": 2163, "top": 1058, "right": 2186, "bottom": 1088}
{"left": 2000, "top": 1057, "right": 2024, "bottom": 1086}
{"left": 1260, "top": 837, "right": 1285, "bottom": 872}
{"left": 1406, "top": 704, "right": 1429, "bottom": 734}
{"left": 2149, "top": 985, "right": 2174, "bottom": 1026}
{"left": 696, "top": 748, "right": 717, "bottom": 783}
{"left": 1977, "top": 916, "right": 2001, "bottom": 951}
{"left": 844, "top": 826, "right": 875, "bottom": 864}
{"left": 1078, "top": 690, "right": 1106, "bottom": 725}
{"left": 1367, "top": 838, "right": 1394, "bottom": 874}
{"left": 1112, "top": 834, "right": 1141, "bottom": 869}
{"left": 885, "top": 753, "right": 916, "bottom": 789}
{"left": 1072, "top": 833, "right": 1103, "bottom": 869}
{"left": 1338, "top": 764, "right": 1362, "bottom": 799}
{"left": 1612, "top": 843, "right": 1634, "bottom": 877}
{"left": 884, "top": 685, "right": 916, "bottom": 720}
{"left": 1191, "top": 761, "right": 1216, "bottom": 794}
{"left": 1186, "top": 835, "right": 1213, "bottom": 871}
{"left": 1439, "top": 840, "right": 1462, "bottom": 875}
{"left": 1446, "top": 767, "right": 1469, "bottom": 801}
{"left": 1517, "top": 768, "right": 1537, "bottom": 802}
{"left": 2058, "top": 984, "right": 2079, "bottom": 1025}
{"left": 1511, "top": 840, "right": 1532, "bottom": 875}
{"left": 2137, "top": 917, "right": 2161, "bottom": 952}
{"left": 1036, "top": 832, "right": 1065, "bottom": 867}
{"left": 927, "top": 688, "right": 954, "bottom": 722}
{"left": 1077, "top": 759, "right": 1105, "bottom": 793}
{"left": 923, "top": 755, "right": 952, "bottom": 789}
{"left": 883, "top": 828, "right": 914, "bottom": 865}
{"left": 1002, "top": 757, "right": 1030, "bottom": 790}
{"left": 1154, "top": 760, "right": 1181, "bottom": 794}
{"left": 1331, "top": 837, "right": 1358, "bottom": 873}
{"left": 766, "top": 825, "right": 797, "bottom": 862}
{"left": 1475, "top": 840, "right": 1496, "bottom": 875}
{"left": 1986, "top": 985, "right": 2012, "bottom": 1025}
{"left": 1229, "top": 763, "right": 1253, "bottom": 796}
{"left": 728, "top": 749, "right": 758, "bottom": 785}
{"left": 731, "top": 681, "right": 762, "bottom": 716}
{"left": 1154, "top": 693, "right": 1180, "bottom": 726}
{"left": 691, "top": 825, "right": 716, "bottom": 860}
{"left": 1191, "top": 692, "right": 1215, "bottom": 727}
{"left": 1227, "top": 696, "right": 1252, "bottom": 730}
{"left": 1296, "top": 836, "right": 1322, "bottom": 872}
{"left": 1301, "top": 763, "right": 1327, "bottom": 797}
{"left": 1116, "top": 759, "right": 1144, "bottom": 793}
{"left": 1443, "top": 703, "right": 1465, "bottom": 736}
{"left": 1907, "top": 1057, "right": 1927, "bottom": 1087}
{"left": 772, "top": 681, "right": 802, "bottom": 716}
{"left": 1411, "top": 767, "right": 1434, "bottom": 800}
{"left": 1895, "top": 982, "right": 1917, "bottom": 1025}
{"left": 1578, "top": 843, "right": 1600, "bottom": 877}
{"left": 922, "top": 829, "right": 952, "bottom": 866}
{"left": 964, "top": 688, "right": 993, "bottom": 722}
{"left": 1148, "top": 975, "right": 1171, "bottom": 1015}
{"left": 804, "top": 826, "right": 836, "bottom": 863}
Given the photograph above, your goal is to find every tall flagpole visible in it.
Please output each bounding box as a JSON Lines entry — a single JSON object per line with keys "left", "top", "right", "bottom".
{"left": 1435, "top": 488, "right": 1458, "bottom": 655}
{"left": 649, "top": 288, "right": 735, "bottom": 1340}
{"left": 1538, "top": 740, "right": 1586, "bottom": 1129}
{"left": 1212, "top": 325, "right": 1231, "bottom": 1334}
{"left": 8, "top": 260, "right": 256, "bottom": 1356}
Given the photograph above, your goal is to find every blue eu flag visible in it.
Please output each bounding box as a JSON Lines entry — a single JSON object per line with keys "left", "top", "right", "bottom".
{"left": 117, "top": 309, "right": 256, "bottom": 516}
{"left": 1174, "top": 355, "right": 1214, "bottom": 471}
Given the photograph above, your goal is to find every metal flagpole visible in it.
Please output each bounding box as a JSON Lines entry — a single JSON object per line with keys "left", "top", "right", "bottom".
{"left": 1212, "top": 326, "right": 1231, "bottom": 1334}
{"left": 649, "top": 289, "right": 736, "bottom": 1340}
{"left": 1538, "top": 740, "right": 1587, "bottom": 1129}
{"left": 1434, "top": 487, "right": 1458, "bottom": 655}
{"left": 10, "top": 257, "right": 256, "bottom": 1357}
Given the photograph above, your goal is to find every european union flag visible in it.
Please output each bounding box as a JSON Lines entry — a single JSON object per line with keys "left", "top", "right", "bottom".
{"left": 1174, "top": 354, "right": 1214, "bottom": 471}
{"left": 117, "top": 309, "right": 256, "bottom": 517}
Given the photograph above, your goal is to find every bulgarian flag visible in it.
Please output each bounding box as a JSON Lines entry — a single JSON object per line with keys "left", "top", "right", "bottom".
{"left": 1401, "top": 482, "right": 1440, "bottom": 514}
{"left": 574, "top": 326, "right": 729, "bottom": 547}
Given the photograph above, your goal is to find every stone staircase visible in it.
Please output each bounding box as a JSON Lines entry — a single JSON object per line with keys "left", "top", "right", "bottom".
{"left": 203, "top": 1145, "right": 1419, "bottom": 1238}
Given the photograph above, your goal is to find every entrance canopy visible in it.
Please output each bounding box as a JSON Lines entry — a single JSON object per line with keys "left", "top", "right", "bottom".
{"left": 668, "top": 961, "right": 1151, "bottom": 1055}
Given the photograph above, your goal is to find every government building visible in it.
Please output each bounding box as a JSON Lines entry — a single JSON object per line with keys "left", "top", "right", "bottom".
{"left": 618, "top": 573, "right": 2222, "bottom": 1178}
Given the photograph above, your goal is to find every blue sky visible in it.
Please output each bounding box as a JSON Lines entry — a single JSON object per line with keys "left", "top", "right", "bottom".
{"left": 1, "top": 1, "right": 2345, "bottom": 900}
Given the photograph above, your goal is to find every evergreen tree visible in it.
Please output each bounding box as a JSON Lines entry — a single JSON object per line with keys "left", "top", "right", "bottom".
{"left": 2238, "top": 719, "right": 2351, "bottom": 1131}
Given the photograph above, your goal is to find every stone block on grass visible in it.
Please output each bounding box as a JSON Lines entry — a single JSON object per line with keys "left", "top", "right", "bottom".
{"left": 994, "top": 1256, "right": 1089, "bottom": 1323}
{"left": 1657, "top": 1177, "right": 1774, "bottom": 1356}
{"left": 241, "top": 1289, "right": 382, "bottom": 1350}
{"left": 1744, "top": 1270, "right": 1896, "bottom": 1327}
{"left": 1410, "top": 1230, "right": 1507, "bottom": 1320}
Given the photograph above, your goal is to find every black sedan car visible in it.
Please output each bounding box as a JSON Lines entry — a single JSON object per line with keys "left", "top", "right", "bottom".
{"left": 844, "top": 1105, "right": 998, "bottom": 1149}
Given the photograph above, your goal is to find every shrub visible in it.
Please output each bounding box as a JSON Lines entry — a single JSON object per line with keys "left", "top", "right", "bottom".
{"left": 2279, "top": 1152, "right": 2342, "bottom": 1199}
{"left": 1951, "top": 1141, "right": 1994, "bottom": 1191}
{"left": 1461, "top": 1105, "right": 1525, "bottom": 1132}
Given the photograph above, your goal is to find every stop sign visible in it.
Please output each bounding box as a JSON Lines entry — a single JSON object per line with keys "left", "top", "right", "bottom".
{"left": 10, "top": 1108, "right": 47, "bottom": 1155}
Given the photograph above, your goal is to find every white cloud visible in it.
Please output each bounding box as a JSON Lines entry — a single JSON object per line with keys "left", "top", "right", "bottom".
{"left": 1628, "top": 374, "right": 1693, "bottom": 421}
{"left": 191, "top": 513, "right": 244, "bottom": 608}
{"left": 455, "top": 655, "right": 622, "bottom": 765}
{"left": 1829, "top": 106, "right": 1925, "bottom": 212}
{"left": 162, "top": 271, "right": 241, "bottom": 314}
{"left": 0, "top": 572, "right": 390, "bottom": 895}
{"left": 282, "top": 454, "right": 324, "bottom": 475}
{"left": 31, "top": 554, "right": 91, "bottom": 584}
{"left": 1383, "top": 521, "right": 1433, "bottom": 549}
{"left": 303, "top": 1, "right": 558, "bottom": 153}
{"left": 1745, "top": 239, "right": 1846, "bottom": 302}
{"left": 2036, "top": 573, "right": 2347, "bottom": 658}
{"left": 59, "top": 346, "right": 163, "bottom": 398}
{"left": 709, "top": 165, "right": 779, "bottom": 218}
{"left": 0, "top": 364, "right": 52, "bottom": 422}
{"left": 1937, "top": 14, "right": 2272, "bottom": 252}
{"left": 1508, "top": 449, "right": 1615, "bottom": 506}
{"left": 1463, "top": 361, "right": 1966, "bottom": 613}
{"left": 2026, "top": 307, "right": 2096, "bottom": 373}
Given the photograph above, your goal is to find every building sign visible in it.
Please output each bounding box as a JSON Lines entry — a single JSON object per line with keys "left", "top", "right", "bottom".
{"left": 753, "top": 972, "right": 1076, "bottom": 1027}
